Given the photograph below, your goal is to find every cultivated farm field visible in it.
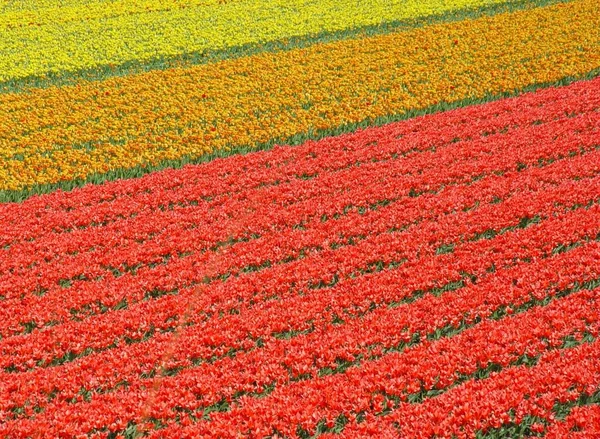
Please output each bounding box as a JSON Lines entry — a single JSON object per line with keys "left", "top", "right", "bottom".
{"left": 0, "top": 0, "right": 599, "bottom": 438}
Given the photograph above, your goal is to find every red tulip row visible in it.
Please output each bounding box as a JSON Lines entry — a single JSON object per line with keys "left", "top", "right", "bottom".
{"left": 0, "top": 186, "right": 600, "bottom": 422}
{"left": 545, "top": 404, "right": 600, "bottom": 439}
{"left": 2, "top": 77, "right": 597, "bottom": 245}
{"left": 3, "top": 142, "right": 599, "bottom": 354}
{"left": 334, "top": 333, "right": 600, "bottom": 439}
{"left": 0, "top": 138, "right": 600, "bottom": 350}
{"left": 134, "top": 240, "right": 600, "bottom": 439}
{"left": 1, "top": 188, "right": 598, "bottom": 426}
{"left": 3, "top": 217, "right": 600, "bottom": 436}
{"left": 3, "top": 157, "right": 599, "bottom": 376}
{"left": 3, "top": 103, "right": 597, "bottom": 318}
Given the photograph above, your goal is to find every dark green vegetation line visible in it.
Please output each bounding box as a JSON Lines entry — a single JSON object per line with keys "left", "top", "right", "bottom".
{"left": 0, "top": 0, "right": 572, "bottom": 94}
{"left": 1, "top": 67, "right": 599, "bottom": 204}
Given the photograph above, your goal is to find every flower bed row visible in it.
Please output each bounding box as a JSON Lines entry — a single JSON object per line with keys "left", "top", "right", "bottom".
{"left": 1, "top": 0, "right": 597, "bottom": 195}
{"left": 3, "top": 179, "right": 599, "bottom": 423}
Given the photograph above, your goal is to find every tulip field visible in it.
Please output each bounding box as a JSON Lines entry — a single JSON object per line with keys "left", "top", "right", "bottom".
{"left": 1, "top": 0, "right": 600, "bottom": 438}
